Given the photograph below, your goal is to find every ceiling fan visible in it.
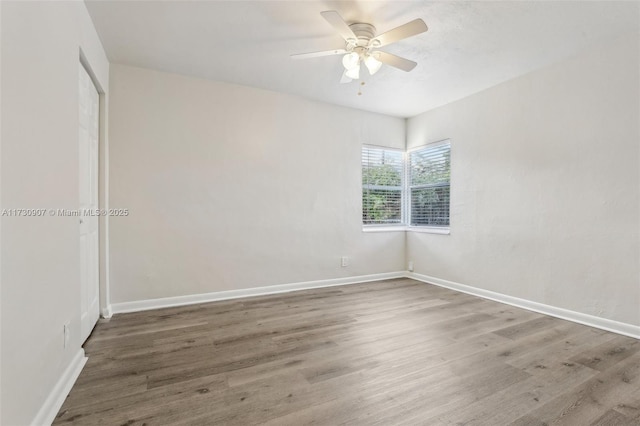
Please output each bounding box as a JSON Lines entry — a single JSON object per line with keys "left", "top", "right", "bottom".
{"left": 291, "top": 11, "right": 428, "bottom": 83}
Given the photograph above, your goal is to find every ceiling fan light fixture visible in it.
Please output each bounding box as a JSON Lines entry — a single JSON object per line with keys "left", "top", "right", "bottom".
{"left": 342, "top": 52, "right": 360, "bottom": 70}
{"left": 293, "top": 11, "right": 428, "bottom": 83}
{"left": 364, "top": 54, "right": 382, "bottom": 75}
{"left": 345, "top": 64, "right": 360, "bottom": 80}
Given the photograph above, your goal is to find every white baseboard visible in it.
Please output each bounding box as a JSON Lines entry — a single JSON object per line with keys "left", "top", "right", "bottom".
{"left": 110, "top": 270, "right": 639, "bottom": 339}
{"left": 408, "top": 272, "right": 640, "bottom": 340}
{"left": 111, "top": 271, "right": 406, "bottom": 314}
{"left": 32, "top": 348, "right": 87, "bottom": 426}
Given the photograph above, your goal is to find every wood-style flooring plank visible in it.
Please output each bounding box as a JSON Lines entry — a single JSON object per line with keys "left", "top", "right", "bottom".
{"left": 54, "top": 278, "right": 639, "bottom": 425}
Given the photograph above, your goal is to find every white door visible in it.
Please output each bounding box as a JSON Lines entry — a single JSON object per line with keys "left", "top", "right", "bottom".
{"left": 79, "top": 62, "right": 100, "bottom": 343}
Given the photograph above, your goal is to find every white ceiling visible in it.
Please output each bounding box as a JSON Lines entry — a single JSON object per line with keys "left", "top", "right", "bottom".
{"left": 85, "top": 1, "right": 639, "bottom": 118}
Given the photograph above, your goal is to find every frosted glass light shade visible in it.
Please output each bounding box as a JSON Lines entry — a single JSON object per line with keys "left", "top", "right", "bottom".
{"left": 342, "top": 52, "right": 360, "bottom": 70}
{"left": 345, "top": 65, "right": 360, "bottom": 80}
{"left": 364, "top": 54, "right": 382, "bottom": 75}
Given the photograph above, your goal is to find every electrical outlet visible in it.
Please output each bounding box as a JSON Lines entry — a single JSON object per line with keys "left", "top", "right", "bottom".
{"left": 63, "top": 322, "right": 70, "bottom": 348}
{"left": 408, "top": 261, "right": 414, "bottom": 272}
{"left": 341, "top": 256, "right": 349, "bottom": 267}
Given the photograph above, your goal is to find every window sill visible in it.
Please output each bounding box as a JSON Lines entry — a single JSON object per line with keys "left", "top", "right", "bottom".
{"left": 362, "top": 226, "right": 450, "bottom": 235}
{"left": 362, "top": 226, "right": 406, "bottom": 233}
{"left": 406, "top": 226, "right": 450, "bottom": 235}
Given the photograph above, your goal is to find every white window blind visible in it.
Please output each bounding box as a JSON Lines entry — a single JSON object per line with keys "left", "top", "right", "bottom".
{"left": 409, "top": 141, "right": 451, "bottom": 227}
{"left": 362, "top": 146, "right": 404, "bottom": 225}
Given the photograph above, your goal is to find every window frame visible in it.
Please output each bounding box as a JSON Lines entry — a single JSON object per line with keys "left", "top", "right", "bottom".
{"left": 406, "top": 139, "right": 451, "bottom": 234}
{"left": 361, "top": 144, "right": 406, "bottom": 230}
{"left": 361, "top": 140, "right": 451, "bottom": 235}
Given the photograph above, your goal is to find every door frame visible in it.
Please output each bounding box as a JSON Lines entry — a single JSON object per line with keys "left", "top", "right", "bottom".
{"left": 79, "top": 49, "right": 111, "bottom": 320}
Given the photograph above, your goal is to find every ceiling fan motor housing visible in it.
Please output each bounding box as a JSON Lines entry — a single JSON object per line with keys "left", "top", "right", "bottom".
{"left": 347, "top": 23, "right": 377, "bottom": 47}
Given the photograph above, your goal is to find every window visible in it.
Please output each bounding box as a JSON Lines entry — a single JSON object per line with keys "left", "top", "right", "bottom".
{"left": 361, "top": 146, "right": 404, "bottom": 225}
{"left": 362, "top": 140, "right": 451, "bottom": 232}
{"left": 408, "top": 141, "right": 451, "bottom": 227}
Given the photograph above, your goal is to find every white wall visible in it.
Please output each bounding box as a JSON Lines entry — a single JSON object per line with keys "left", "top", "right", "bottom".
{"left": 108, "top": 64, "right": 405, "bottom": 304}
{"left": 407, "top": 33, "right": 640, "bottom": 326}
{"left": 0, "top": 2, "right": 109, "bottom": 424}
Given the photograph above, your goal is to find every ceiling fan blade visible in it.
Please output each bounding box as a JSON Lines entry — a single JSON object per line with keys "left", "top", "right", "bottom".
{"left": 290, "top": 49, "right": 347, "bottom": 59}
{"left": 373, "top": 19, "right": 428, "bottom": 47}
{"left": 321, "top": 10, "right": 357, "bottom": 42}
{"left": 340, "top": 70, "right": 352, "bottom": 84}
{"left": 376, "top": 51, "right": 417, "bottom": 72}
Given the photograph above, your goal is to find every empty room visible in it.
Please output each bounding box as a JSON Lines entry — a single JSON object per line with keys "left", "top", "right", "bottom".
{"left": 1, "top": 0, "right": 639, "bottom": 425}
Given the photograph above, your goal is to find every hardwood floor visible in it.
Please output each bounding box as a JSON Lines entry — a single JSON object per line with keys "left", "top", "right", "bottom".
{"left": 54, "top": 278, "right": 640, "bottom": 425}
